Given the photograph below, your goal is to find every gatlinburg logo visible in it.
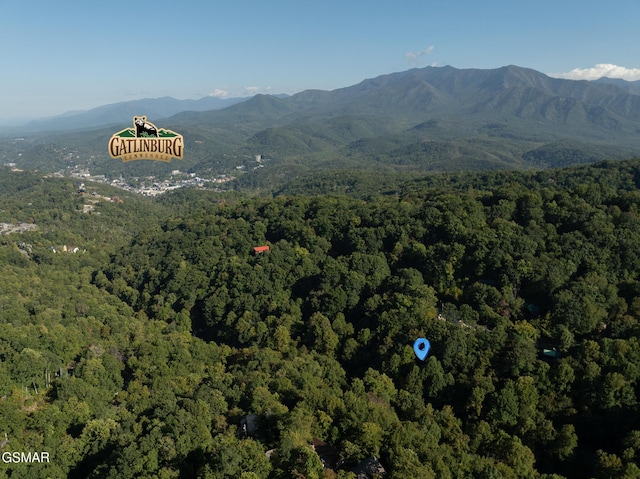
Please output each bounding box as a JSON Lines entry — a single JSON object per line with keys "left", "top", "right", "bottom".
{"left": 108, "top": 116, "right": 184, "bottom": 162}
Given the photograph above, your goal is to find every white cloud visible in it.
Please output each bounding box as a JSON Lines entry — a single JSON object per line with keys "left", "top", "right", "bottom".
{"left": 243, "top": 86, "right": 272, "bottom": 95}
{"left": 209, "top": 86, "right": 273, "bottom": 98}
{"left": 404, "top": 46, "right": 435, "bottom": 67}
{"left": 208, "top": 88, "right": 229, "bottom": 98}
{"left": 550, "top": 63, "right": 640, "bottom": 81}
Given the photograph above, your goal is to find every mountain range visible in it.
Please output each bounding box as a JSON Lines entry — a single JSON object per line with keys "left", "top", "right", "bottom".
{"left": 2, "top": 96, "right": 248, "bottom": 133}
{"left": 4, "top": 65, "right": 640, "bottom": 181}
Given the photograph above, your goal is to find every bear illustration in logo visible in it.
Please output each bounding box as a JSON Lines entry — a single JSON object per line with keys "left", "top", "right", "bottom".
{"left": 133, "top": 116, "right": 158, "bottom": 138}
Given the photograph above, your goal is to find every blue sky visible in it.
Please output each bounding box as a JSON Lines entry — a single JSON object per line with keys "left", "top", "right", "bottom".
{"left": 1, "top": 0, "right": 639, "bottom": 123}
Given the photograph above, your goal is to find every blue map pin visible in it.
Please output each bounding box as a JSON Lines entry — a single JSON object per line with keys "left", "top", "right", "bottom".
{"left": 413, "top": 338, "right": 431, "bottom": 361}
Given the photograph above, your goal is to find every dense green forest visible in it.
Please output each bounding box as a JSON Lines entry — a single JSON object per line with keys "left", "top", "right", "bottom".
{"left": 1, "top": 160, "right": 640, "bottom": 478}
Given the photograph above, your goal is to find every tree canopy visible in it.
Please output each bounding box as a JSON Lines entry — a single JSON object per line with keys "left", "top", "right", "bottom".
{"left": 1, "top": 159, "right": 640, "bottom": 477}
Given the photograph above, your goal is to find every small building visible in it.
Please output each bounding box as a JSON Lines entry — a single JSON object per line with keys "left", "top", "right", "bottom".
{"left": 253, "top": 245, "right": 270, "bottom": 254}
{"left": 353, "top": 456, "right": 386, "bottom": 478}
{"left": 542, "top": 348, "right": 561, "bottom": 359}
{"left": 312, "top": 438, "right": 340, "bottom": 470}
{"left": 240, "top": 414, "right": 257, "bottom": 438}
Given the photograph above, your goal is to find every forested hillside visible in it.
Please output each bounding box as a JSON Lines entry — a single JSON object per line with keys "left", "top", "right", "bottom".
{"left": 1, "top": 160, "right": 640, "bottom": 478}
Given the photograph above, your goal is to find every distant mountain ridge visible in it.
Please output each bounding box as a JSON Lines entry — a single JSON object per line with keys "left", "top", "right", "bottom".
{"left": 169, "top": 65, "right": 640, "bottom": 167}
{"left": 174, "top": 65, "right": 640, "bottom": 134}
{"left": 285, "top": 65, "right": 640, "bottom": 121}
{"left": 7, "top": 95, "right": 249, "bottom": 133}
{"left": 593, "top": 77, "right": 640, "bottom": 95}
{"left": 4, "top": 65, "right": 640, "bottom": 180}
